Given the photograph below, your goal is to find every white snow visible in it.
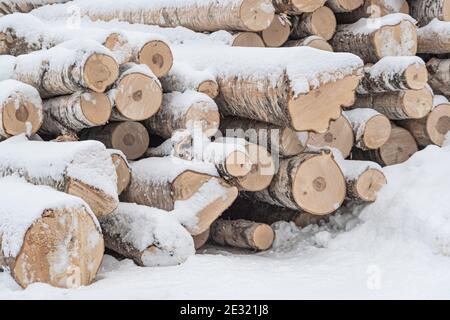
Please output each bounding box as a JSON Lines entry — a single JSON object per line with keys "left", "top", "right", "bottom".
{"left": 160, "top": 90, "right": 217, "bottom": 120}
{"left": 161, "top": 62, "right": 216, "bottom": 93}
{"left": 332, "top": 149, "right": 382, "bottom": 180}
{"left": 340, "top": 13, "right": 416, "bottom": 34}
{"left": 434, "top": 95, "right": 450, "bottom": 107}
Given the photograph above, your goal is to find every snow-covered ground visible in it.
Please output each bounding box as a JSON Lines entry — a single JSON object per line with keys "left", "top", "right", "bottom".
{"left": 2, "top": 142, "right": 450, "bottom": 299}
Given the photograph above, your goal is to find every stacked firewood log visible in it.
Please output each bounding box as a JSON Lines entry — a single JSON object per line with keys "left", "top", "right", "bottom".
{"left": 1, "top": 0, "right": 450, "bottom": 290}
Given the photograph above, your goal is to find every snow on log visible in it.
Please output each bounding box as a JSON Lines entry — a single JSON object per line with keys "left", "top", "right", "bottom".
{"left": 330, "top": 14, "right": 417, "bottom": 63}
{"left": 290, "top": 6, "right": 337, "bottom": 40}
{"left": 352, "top": 125, "right": 418, "bottom": 166}
{"left": 193, "top": 229, "right": 210, "bottom": 250}
{"left": 0, "top": 177, "right": 104, "bottom": 289}
{"left": 0, "top": 41, "right": 119, "bottom": 98}
{"left": 173, "top": 45, "right": 362, "bottom": 133}
{"left": 160, "top": 63, "right": 219, "bottom": 99}
{"left": 357, "top": 56, "right": 428, "bottom": 94}
{"left": 409, "top": 0, "right": 450, "bottom": 27}
{"left": 306, "top": 114, "right": 354, "bottom": 158}
{"left": 427, "top": 58, "right": 450, "bottom": 96}
{"left": 31, "top": 0, "right": 276, "bottom": 33}
{"left": 335, "top": 0, "right": 410, "bottom": 24}
{"left": 39, "top": 91, "right": 111, "bottom": 137}
{"left": 210, "top": 219, "right": 274, "bottom": 251}
{"left": 284, "top": 36, "right": 334, "bottom": 51}
{"left": 232, "top": 32, "right": 266, "bottom": 47}
{"left": 327, "top": 0, "right": 364, "bottom": 13}
{"left": 121, "top": 157, "right": 239, "bottom": 235}
{"left": 108, "top": 149, "right": 131, "bottom": 195}
{"left": 260, "top": 14, "right": 290, "bottom": 47}
{"left": 272, "top": 0, "right": 326, "bottom": 14}
{"left": 343, "top": 109, "right": 391, "bottom": 150}
{"left": 352, "top": 87, "right": 433, "bottom": 120}
{"left": 0, "top": 136, "right": 119, "bottom": 217}
{"left": 144, "top": 91, "right": 220, "bottom": 139}
{"left": 145, "top": 130, "right": 194, "bottom": 161}
{"left": 398, "top": 95, "right": 450, "bottom": 147}
{"left": 108, "top": 63, "right": 162, "bottom": 122}
{"left": 0, "top": 79, "right": 43, "bottom": 138}
{"left": 100, "top": 202, "right": 195, "bottom": 267}
{"left": 79, "top": 121, "right": 150, "bottom": 161}
{"left": 417, "top": 19, "right": 450, "bottom": 54}
{"left": 247, "top": 151, "right": 346, "bottom": 215}
{"left": 0, "top": 0, "right": 69, "bottom": 15}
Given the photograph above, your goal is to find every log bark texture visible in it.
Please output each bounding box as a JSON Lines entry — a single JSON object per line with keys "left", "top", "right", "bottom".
{"left": 272, "top": 0, "right": 326, "bottom": 14}
{"left": 427, "top": 58, "right": 450, "bottom": 96}
{"left": 335, "top": 0, "right": 410, "bottom": 24}
{"left": 0, "top": 0, "right": 70, "bottom": 15}
{"left": 409, "top": 0, "right": 450, "bottom": 27}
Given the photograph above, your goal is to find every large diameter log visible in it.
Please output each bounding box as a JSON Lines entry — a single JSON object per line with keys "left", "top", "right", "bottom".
{"left": 261, "top": 14, "right": 291, "bottom": 47}
{"left": 290, "top": 6, "right": 337, "bottom": 40}
{"left": 417, "top": 19, "right": 450, "bottom": 54}
{"left": 398, "top": 96, "right": 450, "bottom": 147}
{"left": 343, "top": 109, "right": 391, "bottom": 150}
{"left": 327, "top": 0, "right": 364, "bottom": 12}
{"left": 331, "top": 14, "right": 417, "bottom": 63}
{"left": 335, "top": 0, "right": 410, "bottom": 24}
{"left": 409, "top": 0, "right": 450, "bottom": 27}
{"left": 173, "top": 45, "right": 362, "bottom": 133}
{"left": 248, "top": 151, "right": 346, "bottom": 215}
{"left": 0, "top": 178, "right": 104, "bottom": 289}
{"left": 352, "top": 125, "right": 418, "bottom": 166}
{"left": 80, "top": 121, "right": 150, "bottom": 161}
{"left": 272, "top": 0, "right": 327, "bottom": 14}
{"left": 210, "top": 219, "right": 275, "bottom": 251}
{"left": 160, "top": 63, "right": 219, "bottom": 99}
{"left": 357, "top": 57, "right": 428, "bottom": 94}
{"left": 284, "top": 36, "right": 334, "bottom": 51}
{"left": 0, "top": 0, "right": 69, "bottom": 15}
{"left": 39, "top": 91, "right": 111, "bottom": 137}
{"left": 0, "top": 79, "right": 43, "bottom": 138}
{"left": 33, "top": 0, "right": 275, "bottom": 33}
{"left": 121, "top": 157, "right": 238, "bottom": 235}
{"left": 352, "top": 87, "right": 433, "bottom": 120}
{"left": 144, "top": 91, "right": 220, "bottom": 139}
{"left": 108, "top": 149, "right": 131, "bottom": 195}
{"left": 232, "top": 32, "right": 266, "bottom": 47}
{"left": 0, "top": 136, "right": 119, "bottom": 217}
{"left": 427, "top": 58, "right": 450, "bottom": 96}
{"left": 108, "top": 63, "right": 162, "bottom": 122}
{"left": 306, "top": 114, "right": 354, "bottom": 158}
{"left": 100, "top": 202, "right": 195, "bottom": 267}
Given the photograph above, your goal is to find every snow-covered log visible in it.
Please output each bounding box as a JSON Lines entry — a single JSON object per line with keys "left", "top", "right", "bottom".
{"left": 0, "top": 79, "right": 43, "bottom": 138}
{"left": 145, "top": 130, "right": 194, "bottom": 161}
{"left": 427, "top": 58, "right": 450, "bottom": 96}
{"left": 247, "top": 151, "right": 346, "bottom": 215}
{"left": 327, "top": 0, "right": 364, "bottom": 13}
{"left": 352, "top": 125, "right": 418, "bottom": 166}
{"left": 100, "top": 202, "right": 195, "bottom": 267}
{"left": 330, "top": 14, "right": 417, "bottom": 63}
{"left": 409, "top": 0, "right": 450, "bottom": 27}
{"left": 398, "top": 95, "right": 450, "bottom": 147}
{"left": 108, "top": 64, "right": 162, "bottom": 122}
{"left": 284, "top": 36, "right": 334, "bottom": 51}
{"left": 121, "top": 157, "right": 239, "bottom": 235}
{"left": 417, "top": 19, "right": 450, "bottom": 54}
{"left": 0, "top": 136, "right": 119, "bottom": 217}
{"left": 352, "top": 87, "right": 433, "bottom": 120}
{"left": 193, "top": 229, "right": 210, "bottom": 250}
{"left": 272, "top": 0, "right": 326, "bottom": 14}
{"left": 260, "top": 14, "right": 290, "bottom": 47}
{"left": 210, "top": 219, "right": 275, "bottom": 251}
{"left": 290, "top": 6, "right": 337, "bottom": 40}
{"left": 343, "top": 109, "right": 391, "bottom": 150}
{"left": 0, "top": 177, "right": 104, "bottom": 289}
{"left": 335, "top": 0, "right": 410, "bottom": 24}
{"left": 0, "top": 0, "right": 69, "bottom": 15}
{"left": 39, "top": 92, "right": 111, "bottom": 137}
{"left": 173, "top": 45, "right": 362, "bottom": 133}
{"left": 79, "top": 121, "right": 150, "bottom": 161}
{"left": 144, "top": 91, "right": 220, "bottom": 139}
{"left": 31, "top": 0, "right": 275, "bottom": 33}
{"left": 357, "top": 57, "right": 428, "bottom": 94}
{"left": 109, "top": 149, "right": 131, "bottom": 195}
{"left": 160, "top": 63, "right": 219, "bottom": 99}
{"left": 0, "top": 41, "right": 119, "bottom": 98}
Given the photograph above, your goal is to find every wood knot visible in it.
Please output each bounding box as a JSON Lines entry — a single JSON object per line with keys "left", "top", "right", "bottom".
{"left": 324, "top": 132, "right": 334, "bottom": 143}
{"left": 132, "top": 90, "right": 143, "bottom": 102}
{"left": 123, "top": 133, "right": 136, "bottom": 146}
{"left": 312, "top": 177, "right": 326, "bottom": 192}
{"left": 152, "top": 54, "right": 164, "bottom": 68}
{"left": 15, "top": 105, "right": 29, "bottom": 122}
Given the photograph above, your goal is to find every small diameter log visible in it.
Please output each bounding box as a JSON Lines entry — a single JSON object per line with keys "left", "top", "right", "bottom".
{"left": 306, "top": 114, "right": 354, "bottom": 158}
{"left": 193, "top": 229, "right": 210, "bottom": 250}
{"left": 0, "top": 79, "right": 43, "bottom": 138}
{"left": 0, "top": 0, "right": 69, "bottom": 15}
{"left": 272, "top": 0, "right": 327, "bottom": 14}
{"left": 352, "top": 87, "right": 433, "bottom": 120}
{"left": 357, "top": 57, "right": 428, "bottom": 94}
{"left": 261, "top": 14, "right": 291, "bottom": 47}
{"left": 108, "top": 149, "right": 131, "bottom": 195}
{"left": 210, "top": 219, "right": 275, "bottom": 251}
{"left": 417, "top": 19, "right": 450, "bottom": 54}
{"left": 100, "top": 202, "right": 195, "bottom": 267}
{"left": 290, "top": 6, "right": 337, "bottom": 41}
{"left": 0, "top": 178, "right": 104, "bottom": 289}
{"left": 427, "top": 58, "right": 450, "bottom": 96}
{"left": 410, "top": 0, "right": 450, "bottom": 27}
{"left": 146, "top": 130, "right": 194, "bottom": 161}
{"left": 331, "top": 14, "right": 417, "bottom": 63}
{"left": 249, "top": 151, "right": 346, "bottom": 215}
{"left": 284, "top": 36, "right": 334, "bottom": 51}
{"left": 121, "top": 157, "right": 239, "bottom": 235}
{"left": 108, "top": 63, "right": 162, "bottom": 122}
{"left": 144, "top": 91, "right": 220, "bottom": 139}
{"left": 173, "top": 46, "right": 362, "bottom": 133}
{"left": 79, "top": 121, "right": 150, "bottom": 161}
{"left": 0, "top": 136, "right": 119, "bottom": 217}
{"left": 232, "top": 32, "right": 266, "bottom": 47}
{"left": 343, "top": 109, "right": 391, "bottom": 150}
{"left": 39, "top": 91, "right": 111, "bottom": 137}
{"left": 335, "top": 0, "right": 410, "bottom": 24}
{"left": 160, "top": 63, "right": 219, "bottom": 99}
{"left": 352, "top": 125, "right": 418, "bottom": 166}
{"left": 398, "top": 96, "right": 450, "bottom": 147}
{"left": 327, "top": 0, "right": 364, "bottom": 12}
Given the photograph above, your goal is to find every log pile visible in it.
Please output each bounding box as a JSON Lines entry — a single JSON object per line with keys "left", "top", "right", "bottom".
{"left": 1, "top": 0, "right": 450, "bottom": 290}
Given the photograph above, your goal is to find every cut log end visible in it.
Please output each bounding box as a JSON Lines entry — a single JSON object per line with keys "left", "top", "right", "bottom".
{"left": 197, "top": 80, "right": 220, "bottom": 99}
{"left": 261, "top": 15, "right": 290, "bottom": 47}
{"left": 305, "top": 38, "right": 334, "bottom": 51}
{"left": 225, "top": 150, "right": 253, "bottom": 178}
{"left": 373, "top": 21, "right": 418, "bottom": 60}
{"left": 83, "top": 53, "right": 119, "bottom": 93}
{"left": 428, "top": 104, "right": 450, "bottom": 146}
{"left": 139, "top": 40, "right": 174, "bottom": 78}
{"left": 2, "top": 97, "right": 42, "bottom": 137}
{"left": 111, "top": 121, "right": 150, "bottom": 160}
{"left": 232, "top": 32, "right": 266, "bottom": 47}
{"left": 355, "top": 168, "right": 387, "bottom": 202}
{"left": 403, "top": 88, "right": 433, "bottom": 119}
{"left": 80, "top": 92, "right": 111, "bottom": 126}
{"left": 237, "top": 144, "right": 275, "bottom": 192}
{"left": 12, "top": 208, "right": 104, "bottom": 289}
{"left": 239, "top": 0, "right": 275, "bottom": 32}
{"left": 363, "top": 114, "right": 392, "bottom": 150}
{"left": 309, "top": 6, "right": 337, "bottom": 40}
{"left": 185, "top": 102, "right": 220, "bottom": 137}
{"left": 103, "top": 32, "right": 127, "bottom": 51}
{"left": 252, "top": 224, "right": 275, "bottom": 250}
{"left": 290, "top": 0, "right": 326, "bottom": 13}
{"left": 111, "top": 153, "right": 131, "bottom": 195}
{"left": 193, "top": 229, "right": 210, "bottom": 250}
{"left": 380, "top": 126, "right": 418, "bottom": 166}
{"left": 404, "top": 63, "right": 428, "bottom": 91}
